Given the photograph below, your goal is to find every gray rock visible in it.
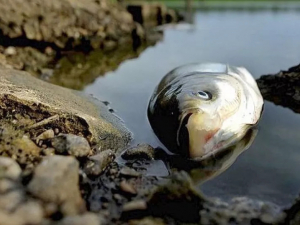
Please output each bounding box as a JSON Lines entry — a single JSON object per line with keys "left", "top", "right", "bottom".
{"left": 28, "top": 155, "right": 84, "bottom": 215}
{"left": 84, "top": 150, "right": 115, "bottom": 176}
{"left": 51, "top": 134, "right": 91, "bottom": 157}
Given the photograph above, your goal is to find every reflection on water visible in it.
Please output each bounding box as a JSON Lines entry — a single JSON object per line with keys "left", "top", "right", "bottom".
{"left": 159, "top": 127, "right": 258, "bottom": 184}
{"left": 48, "top": 45, "right": 155, "bottom": 90}
{"left": 85, "top": 5, "right": 300, "bottom": 206}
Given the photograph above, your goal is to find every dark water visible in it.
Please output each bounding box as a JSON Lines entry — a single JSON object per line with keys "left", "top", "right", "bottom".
{"left": 84, "top": 6, "right": 300, "bottom": 206}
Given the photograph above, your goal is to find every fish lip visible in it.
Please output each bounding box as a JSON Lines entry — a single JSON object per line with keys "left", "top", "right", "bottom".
{"left": 176, "top": 108, "right": 202, "bottom": 146}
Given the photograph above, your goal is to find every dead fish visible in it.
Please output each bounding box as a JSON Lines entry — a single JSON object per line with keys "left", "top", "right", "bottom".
{"left": 148, "top": 63, "right": 263, "bottom": 160}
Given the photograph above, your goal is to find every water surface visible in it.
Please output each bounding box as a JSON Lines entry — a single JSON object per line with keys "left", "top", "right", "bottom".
{"left": 85, "top": 5, "right": 300, "bottom": 206}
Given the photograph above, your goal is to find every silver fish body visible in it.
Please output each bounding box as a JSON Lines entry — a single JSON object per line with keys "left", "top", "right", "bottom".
{"left": 148, "top": 63, "right": 264, "bottom": 159}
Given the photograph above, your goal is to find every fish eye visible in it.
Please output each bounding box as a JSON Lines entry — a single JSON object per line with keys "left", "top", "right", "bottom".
{"left": 197, "top": 91, "right": 212, "bottom": 100}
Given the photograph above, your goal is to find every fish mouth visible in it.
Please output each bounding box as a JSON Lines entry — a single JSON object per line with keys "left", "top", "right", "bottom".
{"left": 177, "top": 110, "right": 221, "bottom": 159}
{"left": 177, "top": 112, "right": 193, "bottom": 157}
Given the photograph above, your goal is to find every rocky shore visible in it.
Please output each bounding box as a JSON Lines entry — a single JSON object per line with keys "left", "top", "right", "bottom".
{"left": 0, "top": 64, "right": 299, "bottom": 224}
{"left": 1, "top": 0, "right": 300, "bottom": 224}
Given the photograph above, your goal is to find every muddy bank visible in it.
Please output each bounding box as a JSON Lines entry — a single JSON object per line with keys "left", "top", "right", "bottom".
{"left": 0, "top": 0, "right": 179, "bottom": 90}
{"left": 257, "top": 64, "right": 300, "bottom": 113}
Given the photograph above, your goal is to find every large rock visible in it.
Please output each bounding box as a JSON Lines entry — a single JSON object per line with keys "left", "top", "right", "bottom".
{"left": 257, "top": 64, "right": 300, "bottom": 113}
{"left": 0, "top": 157, "right": 44, "bottom": 225}
{"left": 0, "top": 67, "right": 132, "bottom": 152}
{"left": 27, "top": 155, "right": 84, "bottom": 215}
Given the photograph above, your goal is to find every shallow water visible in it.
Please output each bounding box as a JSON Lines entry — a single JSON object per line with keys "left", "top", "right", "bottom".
{"left": 85, "top": 5, "right": 300, "bottom": 206}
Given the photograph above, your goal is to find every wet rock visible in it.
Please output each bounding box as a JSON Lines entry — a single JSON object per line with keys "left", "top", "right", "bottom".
{"left": 0, "top": 67, "right": 132, "bottom": 152}
{"left": 84, "top": 150, "right": 115, "bottom": 176}
{"left": 147, "top": 171, "right": 204, "bottom": 222}
{"left": 120, "top": 180, "right": 137, "bottom": 195}
{"left": 55, "top": 213, "right": 102, "bottom": 225}
{"left": 51, "top": 134, "right": 90, "bottom": 157}
{"left": 28, "top": 155, "right": 84, "bottom": 215}
{"left": 257, "top": 63, "right": 300, "bottom": 113}
{"left": 122, "top": 144, "right": 156, "bottom": 160}
{"left": 120, "top": 167, "right": 141, "bottom": 177}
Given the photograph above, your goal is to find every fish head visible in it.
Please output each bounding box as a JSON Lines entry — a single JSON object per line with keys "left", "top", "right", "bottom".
{"left": 173, "top": 65, "right": 263, "bottom": 159}
{"left": 148, "top": 63, "right": 264, "bottom": 160}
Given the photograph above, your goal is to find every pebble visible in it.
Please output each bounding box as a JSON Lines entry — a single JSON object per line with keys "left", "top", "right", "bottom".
{"left": 54, "top": 128, "right": 60, "bottom": 135}
{"left": 122, "top": 144, "right": 156, "bottom": 160}
{"left": 36, "top": 129, "right": 54, "bottom": 144}
{"left": 120, "top": 180, "right": 137, "bottom": 195}
{"left": 0, "top": 157, "right": 22, "bottom": 180}
{"left": 4, "top": 46, "right": 16, "bottom": 56}
{"left": 120, "top": 167, "right": 141, "bottom": 177}
{"left": 84, "top": 150, "right": 115, "bottom": 176}
{"left": 51, "top": 134, "right": 91, "bottom": 157}
{"left": 122, "top": 200, "right": 147, "bottom": 212}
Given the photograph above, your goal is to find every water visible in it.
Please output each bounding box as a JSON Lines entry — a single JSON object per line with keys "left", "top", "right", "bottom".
{"left": 84, "top": 6, "right": 300, "bottom": 206}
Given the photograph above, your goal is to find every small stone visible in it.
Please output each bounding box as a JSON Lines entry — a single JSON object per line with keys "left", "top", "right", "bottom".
{"left": 109, "top": 168, "right": 118, "bottom": 175}
{"left": 113, "top": 194, "right": 123, "bottom": 201}
{"left": 41, "top": 148, "right": 55, "bottom": 156}
{"left": 122, "top": 200, "right": 147, "bottom": 212}
{"left": 38, "top": 140, "right": 43, "bottom": 147}
{"left": 54, "top": 128, "right": 60, "bottom": 135}
{"left": 120, "top": 167, "right": 141, "bottom": 177}
{"left": 0, "top": 157, "right": 22, "bottom": 180}
{"left": 51, "top": 134, "right": 91, "bottom": 157}
{"left": 0, "top": 190, "right": 24, "bottom": 212}
{"left": 14, "top": 201, "right": 44, "bottom": 225}
{"left": 44, "top": 203, "right": 58, "bottom": 217}
{"left": 28, "top": 155, "right": 84, "bottom": 215}
{"left": 120, "top": 180, "right": 137, "bottom": 195}
{"left": 36, "top": 129, "right": 55, "bottom": 144}
{"left": 84, "top": 150, "right": 115, "bottom": 176}
{"left": 122, "top": 144, "right": 156, "bottom": 160}
{"left": 45, "top": 47, "right": 54, "bottom": 56}
{"left": 15, "top": 135, "right": 40, "bottom": 156}
{"left": 4, "top": 46, "right": 16, "bottom": 56}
